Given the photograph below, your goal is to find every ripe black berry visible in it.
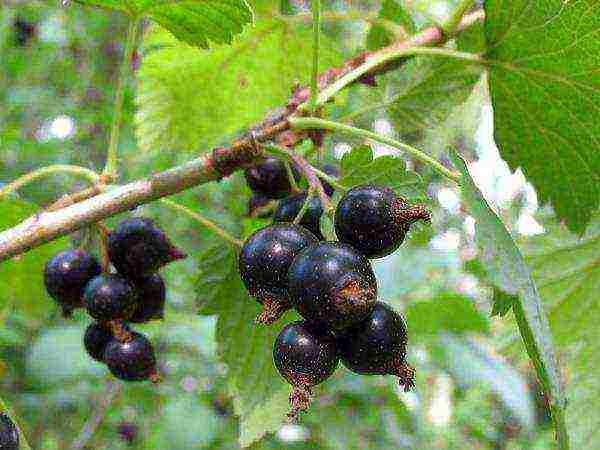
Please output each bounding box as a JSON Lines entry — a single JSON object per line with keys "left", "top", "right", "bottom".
{"left": 104, "top": 332, "right": 158, "bottom": 382}
{"left": 0, "top": 412, "right": 19, "bottom": 450}
{"left": 274, "top": 321, "right": 339, "bottom": 420}
{"left": 84, "top": 274, "right": 137, "bottom": 322}
{"left": 84, "top": 322, "right": 115, "bottom": 362}
{"left": 273, "top": 192, "right": 324, "bottom": 239}
{"left": 287, "top": 242, "right": 377, "bottom": 331}
{"left": 337, "top": 302, "right": 415, "bottom": 391}
{"left": 108, "top": 217, "right": 186, "bottom": 279}
{"left": 334, "top": 185, "right": 430, "bottom": 258}
{"left": 13, "top": 17, "right": 36, "bottom": 46}
{"left": 321, "top": 164, "right": 339, "bottom": 197}
{"left": 239, "top": 224, "right": 318, "bottom": 324}
{"left": 129, "top": 273, "right": 166, "bottom": 323}
{"left": 244, "top": 157, "right": 299, "bottom": 199}
{"left": 117, "top": 421, "right": 138, "bottom": 444}
{"left": 44, "top": 249, "right": 102, "bottom": 316}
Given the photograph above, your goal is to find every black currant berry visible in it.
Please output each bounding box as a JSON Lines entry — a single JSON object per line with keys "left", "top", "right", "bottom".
{"left": 107, "top": 217, "right": 186, "bottom": 279}
{"left": 117, "top": 422, "right": 139, "bottom": 444}
{"left": 44, "top": 249, "right": 102, "bottom": 316}
{"left": 0, "top": 412, "right": 19, "bottom": 450}
{"left": 287, "top": 242, "right": 377, "bottom": 331}
{"left": 337, "top": 302, "right": 415, "bottom": 391}
{"left": 273, "top": 192, "right": 324, "bottom": 239}
{"left": 129, "top": 273, "right": 166, "bottom": 323}
{"left": 104, "top": 332, "right": 158, "bottom": 382}
{"left": 274, "top": 321, "right": 339, "bottom": 420}
{"left": 334, "top": 185, "right": 430, "bottom": 259}
{"left": 84, "top": 274, "right": 137, "bottom": 322}
{"left": 321, "top": 164, "right": 339, "bottom": 197}
{"left": 239, "top": 224, "right": 318, "bottom": 324}
{"left": 244, "top": 157, "right": 299, "bottom": 199}
{"left": 13, "top": 17, "right": 36, "bottom": 46}
{"left": 84, "top": 322, "right": 115, "bottom": 362}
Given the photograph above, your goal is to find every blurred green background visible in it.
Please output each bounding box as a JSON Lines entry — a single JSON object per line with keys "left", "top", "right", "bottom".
{"left": 0, "top": 1, "right": 563, "bottom": 449}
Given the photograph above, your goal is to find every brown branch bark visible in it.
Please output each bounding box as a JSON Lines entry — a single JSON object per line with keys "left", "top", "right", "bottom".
{"left": 0, "top": 11, "right": 484, "bottom": 263}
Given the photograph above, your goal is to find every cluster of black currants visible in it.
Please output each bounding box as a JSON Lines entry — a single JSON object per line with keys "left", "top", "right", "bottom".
{"left": 43, "top": 218, "right": 186, "bottom": 383}
{"left": 240, "top": 159, "right": 430, "bottom": 419}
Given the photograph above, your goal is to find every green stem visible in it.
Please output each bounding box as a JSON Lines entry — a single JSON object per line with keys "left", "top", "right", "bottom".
{"left": 284, "top": 160, "right": 300, "bottom": 192}
{"left": 444, "top": 0, "right": 476, "bottom": 36}
{"left": 160, "top": 198, "right": 243, "bottom": 248}
{"left": 293, "top": 189, "right": 314, "bottom": 225}
{"left": 0, "top": 165, "right": 101, "bottom": 198}
{"left": 308, "top": 0, "right": 322, "bottom": 113}
{"left": 289, "top": 117, "right": 461, "bottom": 183}
{"left": 311, "top": 167, "right": 346, "bottom": 191}
{"left": 309, "top": 46, "right": 482, "bottom": 110}
{"left": 103, "top": 18, "right": 140, "bottom": 180}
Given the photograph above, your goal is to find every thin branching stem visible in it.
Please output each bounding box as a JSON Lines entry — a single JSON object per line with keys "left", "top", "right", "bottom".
{"left": 160, "top": 198, "right": 243, "bottom": 248}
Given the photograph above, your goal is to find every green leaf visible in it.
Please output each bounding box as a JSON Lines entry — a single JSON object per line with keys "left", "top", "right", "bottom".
{"left": 0, "top": 198, "right": 68, "bottom": 319}
{"left": 405, "top": 293, "right": 490, "bottom": 336}
{"left": 196, "top": 244, "right": 289, "bottom": 447}
{"left": 484, "top": 0, "right": 600, "bottom": 234}
{"left": 339, "top": 145, "right": 424, "bottom": 198}
{"left": 367, "top": 0, "right": 415, "bottom": 50}
{"left": 75, "top": 0, "right": 253, "bottom": 48}
{"left": 517, "top": 213, "right": 600, "bottom": 448}
{"left": 136, "top": 18, "right": 343, "bottom": 153}
{"left": 361, "top": 54, "right": 481, "bottom": 137}
{"left": 452, "top": 152, "right": 569, "bottom": 447}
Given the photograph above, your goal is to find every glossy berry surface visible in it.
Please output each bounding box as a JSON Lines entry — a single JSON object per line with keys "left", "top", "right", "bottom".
{"left": 321, "top": 164, "right": 339, "bottom": 197}
{"left": 274, "top": 321, "right": 339, "bottom": 386}
{"left": 104, "top": 332, "right": 157, "bottom": 382}
{"left": 337, "top": 302, "right": 415, "bottom": 391}
{"left": 274, "top": 321, "right": 339, "bottom": 419}
{"left": 273, "top": 192, "right": 324, "bottom": 239}
{"left": 84, "top": 274, "right": 137, "bottom": 322}
{"left": 108, "top": 217, "right": 186, "bottom": 279}
{"left": 287, "top": 242, "right": 377, "bottom": 331}
{"left": 129, "top": 273, "right": 166, "bottom": 323}
{"left": 44, "top": 249, "right": 102, "bottom": 315}
{"left": 84, "top": 322, "right": 115, "bottom": 362}
{"left": 335, "top": 185, "right": 429, "bottom": 259}
{"left": 239, "top": 224, "right": 318, "bottom": 324}
{"left": 0, "top": 412, "right": 19, "bottom": 450}
{"left": 244, "top": 157, "right": 299, "bottom": 199}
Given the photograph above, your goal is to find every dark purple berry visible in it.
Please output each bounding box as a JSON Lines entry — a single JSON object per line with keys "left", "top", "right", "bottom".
{"left": 239, "top": 224, "right": 318, "bottom": 324}
{"left": 321, "top": 164, "right": 339, "bottom": 197}
{"left": 273, "top": 192, "right": 324, "bottom": 239}
{"left": 84, "top": 322, "right": 115, "bottom": 362}
{"left": 287, "top": 242, "right": 377, "bottom": 331}
{"left": 108, "top": 217, "right": 186, "bottom": 279}
{"left": 129, "top": 274, "right": 166, "bottom": 323}
{"left": 0, "top": 413, "right": 19, "bottom": 450}
{"left": 337, "top": 302, "right": 415, "bottom": 391}
{"left": 13, "top": 17, "right": 36, "bottom": 46}
{"left": 104, "top": 332, "right": 158, "bottom": 382}
{"left": 44, "top": 249, "right": 102, "bottom": 316}
{"left": 274, "top": 321, "right": 339, "bottom": 420}
{"left": 244, "top": 157, "right": 299, "bottom": 200}
{"left": 116, "top": 421, "right": 138, "bottom": 444}
{"left": 334, "top": 185, "right": 430, "bottom": 259}
{"left": 84, "top": 275, "right": 137, "bottom": 322}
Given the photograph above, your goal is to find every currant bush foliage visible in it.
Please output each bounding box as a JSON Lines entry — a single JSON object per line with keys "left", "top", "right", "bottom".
{"left": 75, "top": 0, "right": 253, "bottom": 48}
{"left": 484, "top": 0, "right": 600, "bottom": 234}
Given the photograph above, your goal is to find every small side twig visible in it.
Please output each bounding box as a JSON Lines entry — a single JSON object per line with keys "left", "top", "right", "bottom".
{"left": 70, "top": 380, "right": 121, "bottom": 450}
{"left": 288, "top": 153, "right": 333, "bottom": 215}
